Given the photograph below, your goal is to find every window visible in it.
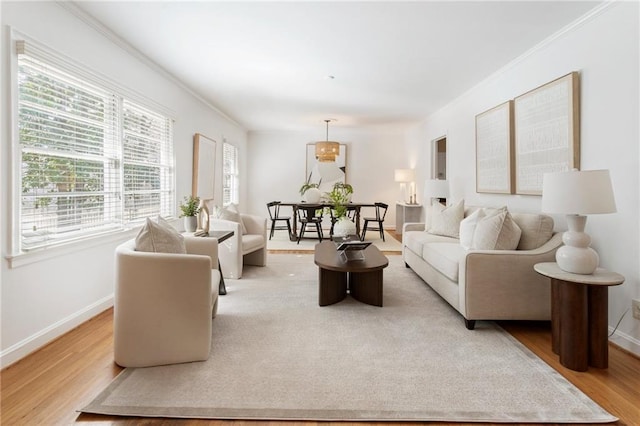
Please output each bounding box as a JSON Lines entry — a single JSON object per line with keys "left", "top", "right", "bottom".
{"left": 16, "top": 40, "right": 174, "bottom": 252}
{"left": 222, "top": 141, "right": 239, "bottom": 205}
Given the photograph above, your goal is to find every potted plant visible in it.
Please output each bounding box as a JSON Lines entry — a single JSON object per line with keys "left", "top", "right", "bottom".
{"left": 326, "top": 182, "right": 356, "bottom": 238}
{"left": 179, "top": 195, "right": 201, "bottom": 232}
{"left": 299, "top": 182, "right": 322, "bottom": 203}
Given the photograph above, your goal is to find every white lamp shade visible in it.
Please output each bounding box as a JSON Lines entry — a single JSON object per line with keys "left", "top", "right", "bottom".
{"left": 394, "top": 169, "right": 415, "bottom": 183}
{"left": 541, "top": 169, "right": 616, "bottom": 214}
{"left": 424, "top": 179, "right": 449, "bottom": 199}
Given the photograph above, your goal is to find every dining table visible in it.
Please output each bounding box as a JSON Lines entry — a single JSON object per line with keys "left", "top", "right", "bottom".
{"left": 278, "top": 201, "right": 378, "bottom": 241}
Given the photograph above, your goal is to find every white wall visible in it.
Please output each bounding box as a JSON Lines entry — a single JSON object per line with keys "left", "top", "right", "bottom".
{"left": 406, "top": 2, "right": 640, "bottom": 352}
{"left": 0, "top": 2, "right": 247, "bottom": 367}
{"left": 246, "top": 126, "right": 412, "bottom": 228}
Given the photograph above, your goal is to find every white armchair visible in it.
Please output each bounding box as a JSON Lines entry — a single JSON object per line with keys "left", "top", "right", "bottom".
{"left": 210, "top": 213, "right": 267, "bottom": 279}
{"left": 114, "top": 236, "right": 221, "bottom": 367}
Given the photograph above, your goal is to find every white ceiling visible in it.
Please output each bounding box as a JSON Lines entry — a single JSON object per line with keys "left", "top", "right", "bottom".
{"left": 73, "top": 1, "right": 601, "bottom": 132}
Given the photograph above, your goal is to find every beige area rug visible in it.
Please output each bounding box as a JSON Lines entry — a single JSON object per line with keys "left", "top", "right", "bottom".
{"left": 267, "top": 229, "right": 402, "bottom": 252}
{"left": 82, "top": 254, "right": 616, "bottom": 423}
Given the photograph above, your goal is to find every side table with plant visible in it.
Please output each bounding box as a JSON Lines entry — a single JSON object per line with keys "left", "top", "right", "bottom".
{"left": 179, "top": 195, "right": 201, "bottom": 232}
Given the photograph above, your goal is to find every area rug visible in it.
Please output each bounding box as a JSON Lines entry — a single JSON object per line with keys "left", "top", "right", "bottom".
{"left": 82, "top": 254, "right": 616, "bottom": 423}
{"left": 266, "top": 229, "right": 402, "bottom": 252}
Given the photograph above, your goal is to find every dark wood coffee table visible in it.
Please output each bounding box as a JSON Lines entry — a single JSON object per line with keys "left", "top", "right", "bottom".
{"left": 314, "top": 240, "right": 389, "bottom": 307}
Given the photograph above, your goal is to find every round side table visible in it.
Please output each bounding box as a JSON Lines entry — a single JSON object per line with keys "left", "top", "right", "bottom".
{"left": 534, "top": 262, "right": 624, "bottom": 372}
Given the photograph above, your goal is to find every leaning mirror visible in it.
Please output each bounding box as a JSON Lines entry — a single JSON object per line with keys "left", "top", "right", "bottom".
{"left": 305, "top": 143, "right": 347, "bottom": 193}
{"left": 192, "top": 133, "right": 216, "bottom": 200}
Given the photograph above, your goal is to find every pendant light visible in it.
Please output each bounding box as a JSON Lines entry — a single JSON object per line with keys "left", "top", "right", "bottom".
{"left": 315, "top": 119, "right": 340, "bottom": 162}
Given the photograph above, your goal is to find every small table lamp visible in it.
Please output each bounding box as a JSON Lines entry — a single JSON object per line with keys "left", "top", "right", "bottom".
{"left": 395, "top": 169, "right": 416, "bottom": 204}
{"left": 541, "top": 169, "right": 616, "bottom": 275}
{"left": 424, "top": 179, "right": 449, "bottom": 206}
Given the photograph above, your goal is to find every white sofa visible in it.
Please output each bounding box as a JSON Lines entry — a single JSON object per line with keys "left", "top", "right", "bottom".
{"left": 402, "top": 207, "right": 562, "bottom": 329}
{"left": 114, "top": 236, "right": 221, "bottom": 367}
{"left": 210, "top": 213, "right": 268, "bottom": 279}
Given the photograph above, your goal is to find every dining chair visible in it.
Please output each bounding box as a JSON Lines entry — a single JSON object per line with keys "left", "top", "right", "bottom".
{"left": 297, "top": 205, "right": 324, "bottom": 244}
{"left": 360, "top": 202, "right": 389, "bottom": 241}
{"left": 266, "top": 201, "right": 292, "bottom": 240}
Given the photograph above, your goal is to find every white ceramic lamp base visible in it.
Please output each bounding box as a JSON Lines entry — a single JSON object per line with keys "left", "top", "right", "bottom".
{"left": 556, "top": 214, "right": 599, "bottom": 275}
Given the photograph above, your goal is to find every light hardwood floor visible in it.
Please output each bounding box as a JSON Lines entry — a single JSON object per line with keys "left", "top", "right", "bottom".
{"left": 2, "top": 234, "right": 639, "bottom": 425}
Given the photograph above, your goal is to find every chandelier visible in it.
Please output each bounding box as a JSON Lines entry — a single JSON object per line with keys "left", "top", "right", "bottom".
{"left": 315, "top": 119, "right": 340, "bottom": 162}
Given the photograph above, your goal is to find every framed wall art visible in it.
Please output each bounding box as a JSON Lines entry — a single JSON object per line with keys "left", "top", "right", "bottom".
{"left": 475, "top": 101, "right": 514, "bottom": 194}
{"left": 514, "top": 72, "right": 580, "bottom": 195}
{"left": 192, "top": 133, "right": 216, "bottom": 200}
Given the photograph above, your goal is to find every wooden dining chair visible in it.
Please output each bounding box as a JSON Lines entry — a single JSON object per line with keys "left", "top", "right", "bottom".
{"left": 360, "top": 202, "right": 388, "bottom": 241}
{"left": 266, "top": 201, "right": 292, "bottom": 240}
{"left": 297, "top": 205, "right": 324, "bottom": 244}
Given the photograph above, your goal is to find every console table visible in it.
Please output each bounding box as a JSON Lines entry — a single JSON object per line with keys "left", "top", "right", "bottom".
{"left": 534, "top": 262, "right": 624, "bottom": 371}
{"left": 395, "top": 203, "right": 422, "bottom": 235}
{"left": 184, "top": 230, "right": 234, "bottom": 295}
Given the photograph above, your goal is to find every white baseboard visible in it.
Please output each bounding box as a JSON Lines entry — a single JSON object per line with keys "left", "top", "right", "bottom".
{"left": 609, "top": 327, "right": 640, "bottom": 358}
{"left": 0, "top": 295, "right": 114, "bottom": 369}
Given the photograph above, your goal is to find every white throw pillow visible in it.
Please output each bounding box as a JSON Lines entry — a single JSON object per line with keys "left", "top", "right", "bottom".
{"left": 459, "top": 209, "right": 486, "bottom": 250}
{"left": 428, "top": 199, "right": 464, "bottom": 238}
{"left": 471, "top": 209, "right": 522, "bottom": 250}
{"left": 213, "top": 204, "right": 247, "bottom": 235}
{"left": 135, "top": 217, "right": 186, "bottom": 253}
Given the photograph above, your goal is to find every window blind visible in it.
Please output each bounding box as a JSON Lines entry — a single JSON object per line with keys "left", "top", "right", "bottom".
{"left": 16, "top": 40, "right": 174, "bottom": 251}
{"left": 222, "top": 142, "right": 239, "bottom": 205}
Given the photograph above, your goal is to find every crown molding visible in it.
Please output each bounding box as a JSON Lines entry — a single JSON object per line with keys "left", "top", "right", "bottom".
{"left": 56, "top": 1, "right": 244, "bottom": 129}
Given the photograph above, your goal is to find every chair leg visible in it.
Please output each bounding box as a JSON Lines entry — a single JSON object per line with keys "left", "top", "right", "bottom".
{"left": 286, "top": 220, "right": 292, "bottom": 239}
{"left": 297, "top": 224, "right": 305, "bottom": 244}
{"left": 380, "top": 222, "right": 385, "bottom": 241}
{"left": 269, "top": 220, "right": 275, "bottom": 240}
{"left": 316, "top": 223, "right": 323, "bottom": 241}
{"left": 361, "top": 220, "right": 368, "bottom": 241}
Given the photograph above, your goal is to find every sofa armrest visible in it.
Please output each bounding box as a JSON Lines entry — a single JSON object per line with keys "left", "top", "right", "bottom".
{"left": 184, "top": 236, "right": 218, "bottom": 269}
{"left": 403, "top": 222, "right": 426, "bottom": 233}
{"left": 459, "top": 232, "right": 562, "bottom": 319}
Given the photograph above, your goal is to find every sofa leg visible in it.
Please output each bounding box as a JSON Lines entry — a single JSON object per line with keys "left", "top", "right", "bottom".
{"left": 465, "top": 319, "right": 476, "bottom": 330}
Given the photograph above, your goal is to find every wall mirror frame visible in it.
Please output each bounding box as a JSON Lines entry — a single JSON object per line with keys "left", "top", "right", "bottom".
{"left": 192, "top": 133, "right": 216, "bottom": 200}
{"left": 305, "top": 143, "right": 347, "bottom": 193}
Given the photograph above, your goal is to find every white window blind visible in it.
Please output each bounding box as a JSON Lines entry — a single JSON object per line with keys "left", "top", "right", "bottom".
{"left": 222, "top": 142, "right": 239, "bottom": 205}
{"left": 16, "top": 40, "right": 174, "bottom": 251}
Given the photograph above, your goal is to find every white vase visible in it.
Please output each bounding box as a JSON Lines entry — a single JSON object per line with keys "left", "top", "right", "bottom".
{"left": 304, "top": 187, "right": 322, "bottom": 203}
{"left": 183, "top": 216, "right": 197, "bottom": 232}
{"left": 333, "top": 217, "right": 357, "bottom": 238}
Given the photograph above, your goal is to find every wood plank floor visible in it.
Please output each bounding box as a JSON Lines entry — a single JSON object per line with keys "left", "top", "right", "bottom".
{"left": 2, "top": 235, "right": 639, "bottom": 425}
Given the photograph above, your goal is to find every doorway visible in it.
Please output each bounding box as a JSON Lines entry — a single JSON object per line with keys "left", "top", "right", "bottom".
{"left": 432, "top": 136, "right": 446, "bottom": 180}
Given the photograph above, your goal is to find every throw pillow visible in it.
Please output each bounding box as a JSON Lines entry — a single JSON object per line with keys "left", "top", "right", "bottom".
{"left": 213, "top": 204, "right": 247, "bottom": 235}
{"left": 428, "top": 199, "right": 464, "bottom": 238}
{"left": 459, "top": 208, "right": 486, "bottom": 250}
{"left": 135, "top": 217, "right": 186, "bottom": 253}
{"left": 471, "top": 209, "right": 522, "bottom": 250}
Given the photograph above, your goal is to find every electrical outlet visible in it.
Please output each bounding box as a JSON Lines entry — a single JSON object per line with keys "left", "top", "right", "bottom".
{"left": 633, "top": 299, "right": 640, "bottom": 320}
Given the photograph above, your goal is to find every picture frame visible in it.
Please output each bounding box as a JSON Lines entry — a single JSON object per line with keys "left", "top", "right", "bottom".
{"left": 192, "top": 133, "right": 216, "bottom": 200}
{"left": 514, "top": 72, "right": 580, "bottom": 195}
{"left": 475, "top": 101, "right": 514, "bottom": 194}
{"left": 305, "top": 143, "right": 347, "bottom": 193}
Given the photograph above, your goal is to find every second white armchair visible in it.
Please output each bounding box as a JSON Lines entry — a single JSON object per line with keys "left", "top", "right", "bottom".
{"left": 210, "top": 213, "right": 267, "bottom": 279}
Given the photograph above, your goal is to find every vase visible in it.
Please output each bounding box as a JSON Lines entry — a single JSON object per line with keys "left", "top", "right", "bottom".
{"left": 183, "top": 216, "right": 197, "bottom": 232}
{"left": 303, "top": 187, "right": 322, "bottom": 203}
{"left": 333, "top": 217, "right": 357, "bottom": 238}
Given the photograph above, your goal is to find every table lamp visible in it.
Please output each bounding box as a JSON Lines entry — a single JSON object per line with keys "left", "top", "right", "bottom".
{"left": 395, "top": 169, "right": 416, "bottom": 204}
{"left": 541, "top": 169, "right": 616, "bottom": 275}
{"left": 424, "top": 179, "right": 449, "bottom": 206}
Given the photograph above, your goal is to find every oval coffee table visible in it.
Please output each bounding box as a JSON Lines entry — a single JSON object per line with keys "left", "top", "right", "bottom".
{"left": 314, "top": 240, "right": 389, "bottom": 307}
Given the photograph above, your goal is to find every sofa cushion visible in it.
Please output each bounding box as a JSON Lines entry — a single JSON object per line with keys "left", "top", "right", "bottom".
{"left": 404, "top": 230, "right": 458, "bottom": 256}
{"left": 459, "top": 209, "right": 486, "bottom": 250}
{"left": 472, "top": 209, "right": 522, "bottom": 250}
{"left": 428, "top": 199, "right": 464, "bottom": 238}
{"left": 135, "top": 217, "right": 186, "bottom": 254}
{"left": 422, "top": 242, "right": 465, "bottom": 282}
{"left": 242, "top": 234, "right": 265, "bottom": 254}
{"left": 512, "top": 213, "right": 554, "bottom": 250}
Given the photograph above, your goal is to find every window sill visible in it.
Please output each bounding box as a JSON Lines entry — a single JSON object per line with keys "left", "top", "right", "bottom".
{"left": 5, "top": 228, "right": 139, "bottom": 269}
